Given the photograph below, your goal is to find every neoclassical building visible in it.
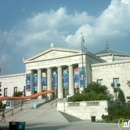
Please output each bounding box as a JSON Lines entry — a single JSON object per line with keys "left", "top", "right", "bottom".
{"left": 0, "top": 43, "right": 130, "bottom": 102}
{"left": 24, "top": 43, "right": 104, "bottom": 99}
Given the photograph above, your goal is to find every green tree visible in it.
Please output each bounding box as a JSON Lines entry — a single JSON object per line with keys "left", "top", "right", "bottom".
{"left": 68, "top": 82, "right": 110, "bottom": 102}
{"left": 84, "top": 82, "right": 108, "bottom": 95}
{"left": 0, "top": 101, "right": 6, "bottom": 111}
{"left": 118, "top": 89, "right": 125, "bottom": 102}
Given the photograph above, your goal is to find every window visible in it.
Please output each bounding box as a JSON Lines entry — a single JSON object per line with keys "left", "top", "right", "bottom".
{"left": 4, "top": 88, "right": 7, "bottom": 96}
{"left": 87, "top": 101, "right": 99, "bottom": 106}
{"left": 23, "top": 86, "right": 26, "bottom": 96}
{"left": 97, "top": 79, "right": 103, "bottom": 86}
{"left": 113, "top": 78, "right": 120, "bottom": 88}
{"left": 14, "top": 87, "right": 18, "bottom": 93}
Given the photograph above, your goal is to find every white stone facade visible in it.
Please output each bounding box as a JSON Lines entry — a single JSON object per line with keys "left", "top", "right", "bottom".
{"left": 92, "top": 60, "right": 130, "bottom": 100}
{"left": 0, "top": 73, "right": 25, "bottom": 97}
{"left": 57, "top": 100, "right": 108, "bottom": 120}
{"left": 0, "top": 44, "right": 130, "bottom": 102}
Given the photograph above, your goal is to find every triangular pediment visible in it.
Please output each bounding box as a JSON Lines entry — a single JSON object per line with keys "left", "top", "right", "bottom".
{"left": 24, "top": 47, "right": 81, "bottom": 63}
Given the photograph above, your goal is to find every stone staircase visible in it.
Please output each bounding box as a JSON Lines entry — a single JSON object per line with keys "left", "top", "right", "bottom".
{"left": 6, "top": 99, "right": 69, "bottom": 124}
{"left": 2, "top": 98, "right": 83, "bottom": 125}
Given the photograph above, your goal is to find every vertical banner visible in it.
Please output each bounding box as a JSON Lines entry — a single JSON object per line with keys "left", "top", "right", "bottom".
{"left": 80, "top": 67, "right": 87, "bottom": 87}
{"left": 74, "top": 68, "right": 80, "bottom": 88}
{"left": 63, "top": 69, "right": 69, "bottom": 89}
{"left": 6, "top": 100, "right": 10, "bottom": 106}
{"left": 52, "top": 71, "right": 58, "bottom": 88}
{"left": 26, "top": 74, "right": 31, "bottom": 91}
{"left": 33, "top": 73, "right": 38, "bottom": 91}
{"left": 42, "top": 72, "right": 47, "bottom": 90}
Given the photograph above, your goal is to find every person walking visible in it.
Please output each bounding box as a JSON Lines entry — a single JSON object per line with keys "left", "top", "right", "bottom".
{"left": 1, "top": 112, "right": 6, "bottom": 123}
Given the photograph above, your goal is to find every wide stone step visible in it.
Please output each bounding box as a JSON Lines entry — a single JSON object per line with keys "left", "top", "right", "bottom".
{"left": 6, "top": 99, "right": 69, "bottom": 124}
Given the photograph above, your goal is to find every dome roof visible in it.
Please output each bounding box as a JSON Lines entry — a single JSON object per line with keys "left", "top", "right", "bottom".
{"left": 95, "top": 44, "right": 130, "bottom": 57}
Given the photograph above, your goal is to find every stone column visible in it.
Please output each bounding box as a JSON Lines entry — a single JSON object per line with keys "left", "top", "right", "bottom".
{"left": 69, "top": 65, "right": 74, "bottom": 96}
{"left": 30, "top": 70, "right": 34, "bottom": 95}
{"left": 47, "top": 68, "right": 52, "bottom": 99}
{"left": 58, "top": 66, "right": 63, "bottom": 98}
{"left": 37, "top": 69, "right": 42, "bottom": 99}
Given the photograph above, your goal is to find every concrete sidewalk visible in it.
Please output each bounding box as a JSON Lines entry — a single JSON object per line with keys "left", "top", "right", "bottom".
{"left": 0, "top": 121, "right": 121, "bottom": 130}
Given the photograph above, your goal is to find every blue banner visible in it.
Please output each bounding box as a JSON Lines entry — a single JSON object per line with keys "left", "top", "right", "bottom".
{"left": 33, "top": 73, "right": 38, "bottom": 91}
{"left": 52, "top": 71, "right": 58, "bottom": 87}
{"left": 63, "top": 69, "right": 69, "bottom": 89}
{"left": 42, "top": 72, "right": 47, "bottom": 90}
{"left": 26, "top": 74, "right": 31, "bottom": 91}
{"left": 74, "top": 68, "right": 80, "bottom": 88}
{"left": 6, "top": 100, "right": 10, "bottom": 106}
{"left": 80, "top": 67, "right": 87, "bottom": 87}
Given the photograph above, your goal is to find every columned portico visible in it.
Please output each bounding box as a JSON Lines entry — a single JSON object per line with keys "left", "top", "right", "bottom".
{"left": 38, "top": 69, "right": 42, "bottom": 99}
{"left": 69, "top": 65, "right": 74, "bottom": 96}
{"left": 58, "top": 66, "right": 63, "bottom": 98}
{"left": 24, "top": 43, "right": 88, "bottom": 99}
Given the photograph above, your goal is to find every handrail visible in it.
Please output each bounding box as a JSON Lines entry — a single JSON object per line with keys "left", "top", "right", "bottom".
{"left": 51, "top": 98, "right": 65, "bottom": 108}
{"left": 0, "top": 100, "right": 28, "bottom": 117}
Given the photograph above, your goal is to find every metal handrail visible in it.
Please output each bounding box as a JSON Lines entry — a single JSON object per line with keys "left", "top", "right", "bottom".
{"left": 51, "top": 98, "right": 63, "bottom": 108}
{"left": 0, "top": 100, "right": 28, "bottom": 117}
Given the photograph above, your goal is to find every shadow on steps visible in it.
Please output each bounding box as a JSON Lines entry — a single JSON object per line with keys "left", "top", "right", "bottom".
{"left": 59, "top": 111, "right": 83, "bottom": 122}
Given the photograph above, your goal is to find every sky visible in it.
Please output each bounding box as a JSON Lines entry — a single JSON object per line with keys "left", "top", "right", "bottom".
{"left": 0, "top": 0, "right": 130, "bottom": 75}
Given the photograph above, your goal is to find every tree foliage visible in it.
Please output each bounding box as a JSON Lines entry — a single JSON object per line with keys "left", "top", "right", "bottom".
{"left": 84, "top": 82, "right": 108, "bottom": 95}
{"left": 0, "top": 101, "right": 6, "bottom": 111}
{"left": 68, "top": 82, "right": 110, "bottom": 102}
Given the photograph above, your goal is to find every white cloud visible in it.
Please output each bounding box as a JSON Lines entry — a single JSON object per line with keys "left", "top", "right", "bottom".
{"left": 1, "top": 1, "right": 130, "bottom": 74}
{"left": 0, "top": 7, "right": 94, "bottom": 56}
{"left": 65, "top": 0, "right": 130, "bottom": 48}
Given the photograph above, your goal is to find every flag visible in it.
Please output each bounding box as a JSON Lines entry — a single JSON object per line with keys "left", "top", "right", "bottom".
{"left": 81, "top": 33, "right": 85, "bottom": 44}
{"left": 81, "top": 33, "right": 87, "bottom": 52}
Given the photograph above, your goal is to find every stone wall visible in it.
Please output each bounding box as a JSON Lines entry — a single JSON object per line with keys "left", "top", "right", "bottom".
{"left": 92, "top": 60, "right": 130, "bottom": 100}
{"left": 57, "top": 100, "right": 108, "bottom": 120}
{"left": 0, "top": 73, "right": 25, "bottom": 97}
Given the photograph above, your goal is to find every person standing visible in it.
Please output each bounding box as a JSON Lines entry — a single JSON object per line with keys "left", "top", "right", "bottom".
{"left": 1, "top": 112, "right": 6, "bottom": 123}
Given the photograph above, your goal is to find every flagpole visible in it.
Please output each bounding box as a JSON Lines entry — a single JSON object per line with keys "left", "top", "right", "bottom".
{"left": 81, "top": 33, "right": 85, "bottom": 91}
{"left": 81, "top": 33, "right": 84, "bottom": 70}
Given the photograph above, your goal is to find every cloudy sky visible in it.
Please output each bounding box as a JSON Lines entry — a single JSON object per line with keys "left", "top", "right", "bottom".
{"left": 0, "top": 0, "right": 130, "bottom": 75}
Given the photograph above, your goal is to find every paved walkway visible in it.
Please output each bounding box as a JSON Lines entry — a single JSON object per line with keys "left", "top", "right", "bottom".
{"left": 0, "top": 121, "right": 122, "bottom": 130}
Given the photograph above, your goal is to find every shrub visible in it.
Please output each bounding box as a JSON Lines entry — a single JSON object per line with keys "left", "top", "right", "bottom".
{"left": 13, "top": 91, "right": 23, "bottom": 97}
{"left": 118, "top": 89, "right": 125, "bottom": 102}
{"left": 102, "top": 114, "right": 113, "bottom": 121}
{"left": 0, "top": 101, "right": 6, "bottom": 111}
{"left": 68, "top": 92, "right": 110, "bottom": 102}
